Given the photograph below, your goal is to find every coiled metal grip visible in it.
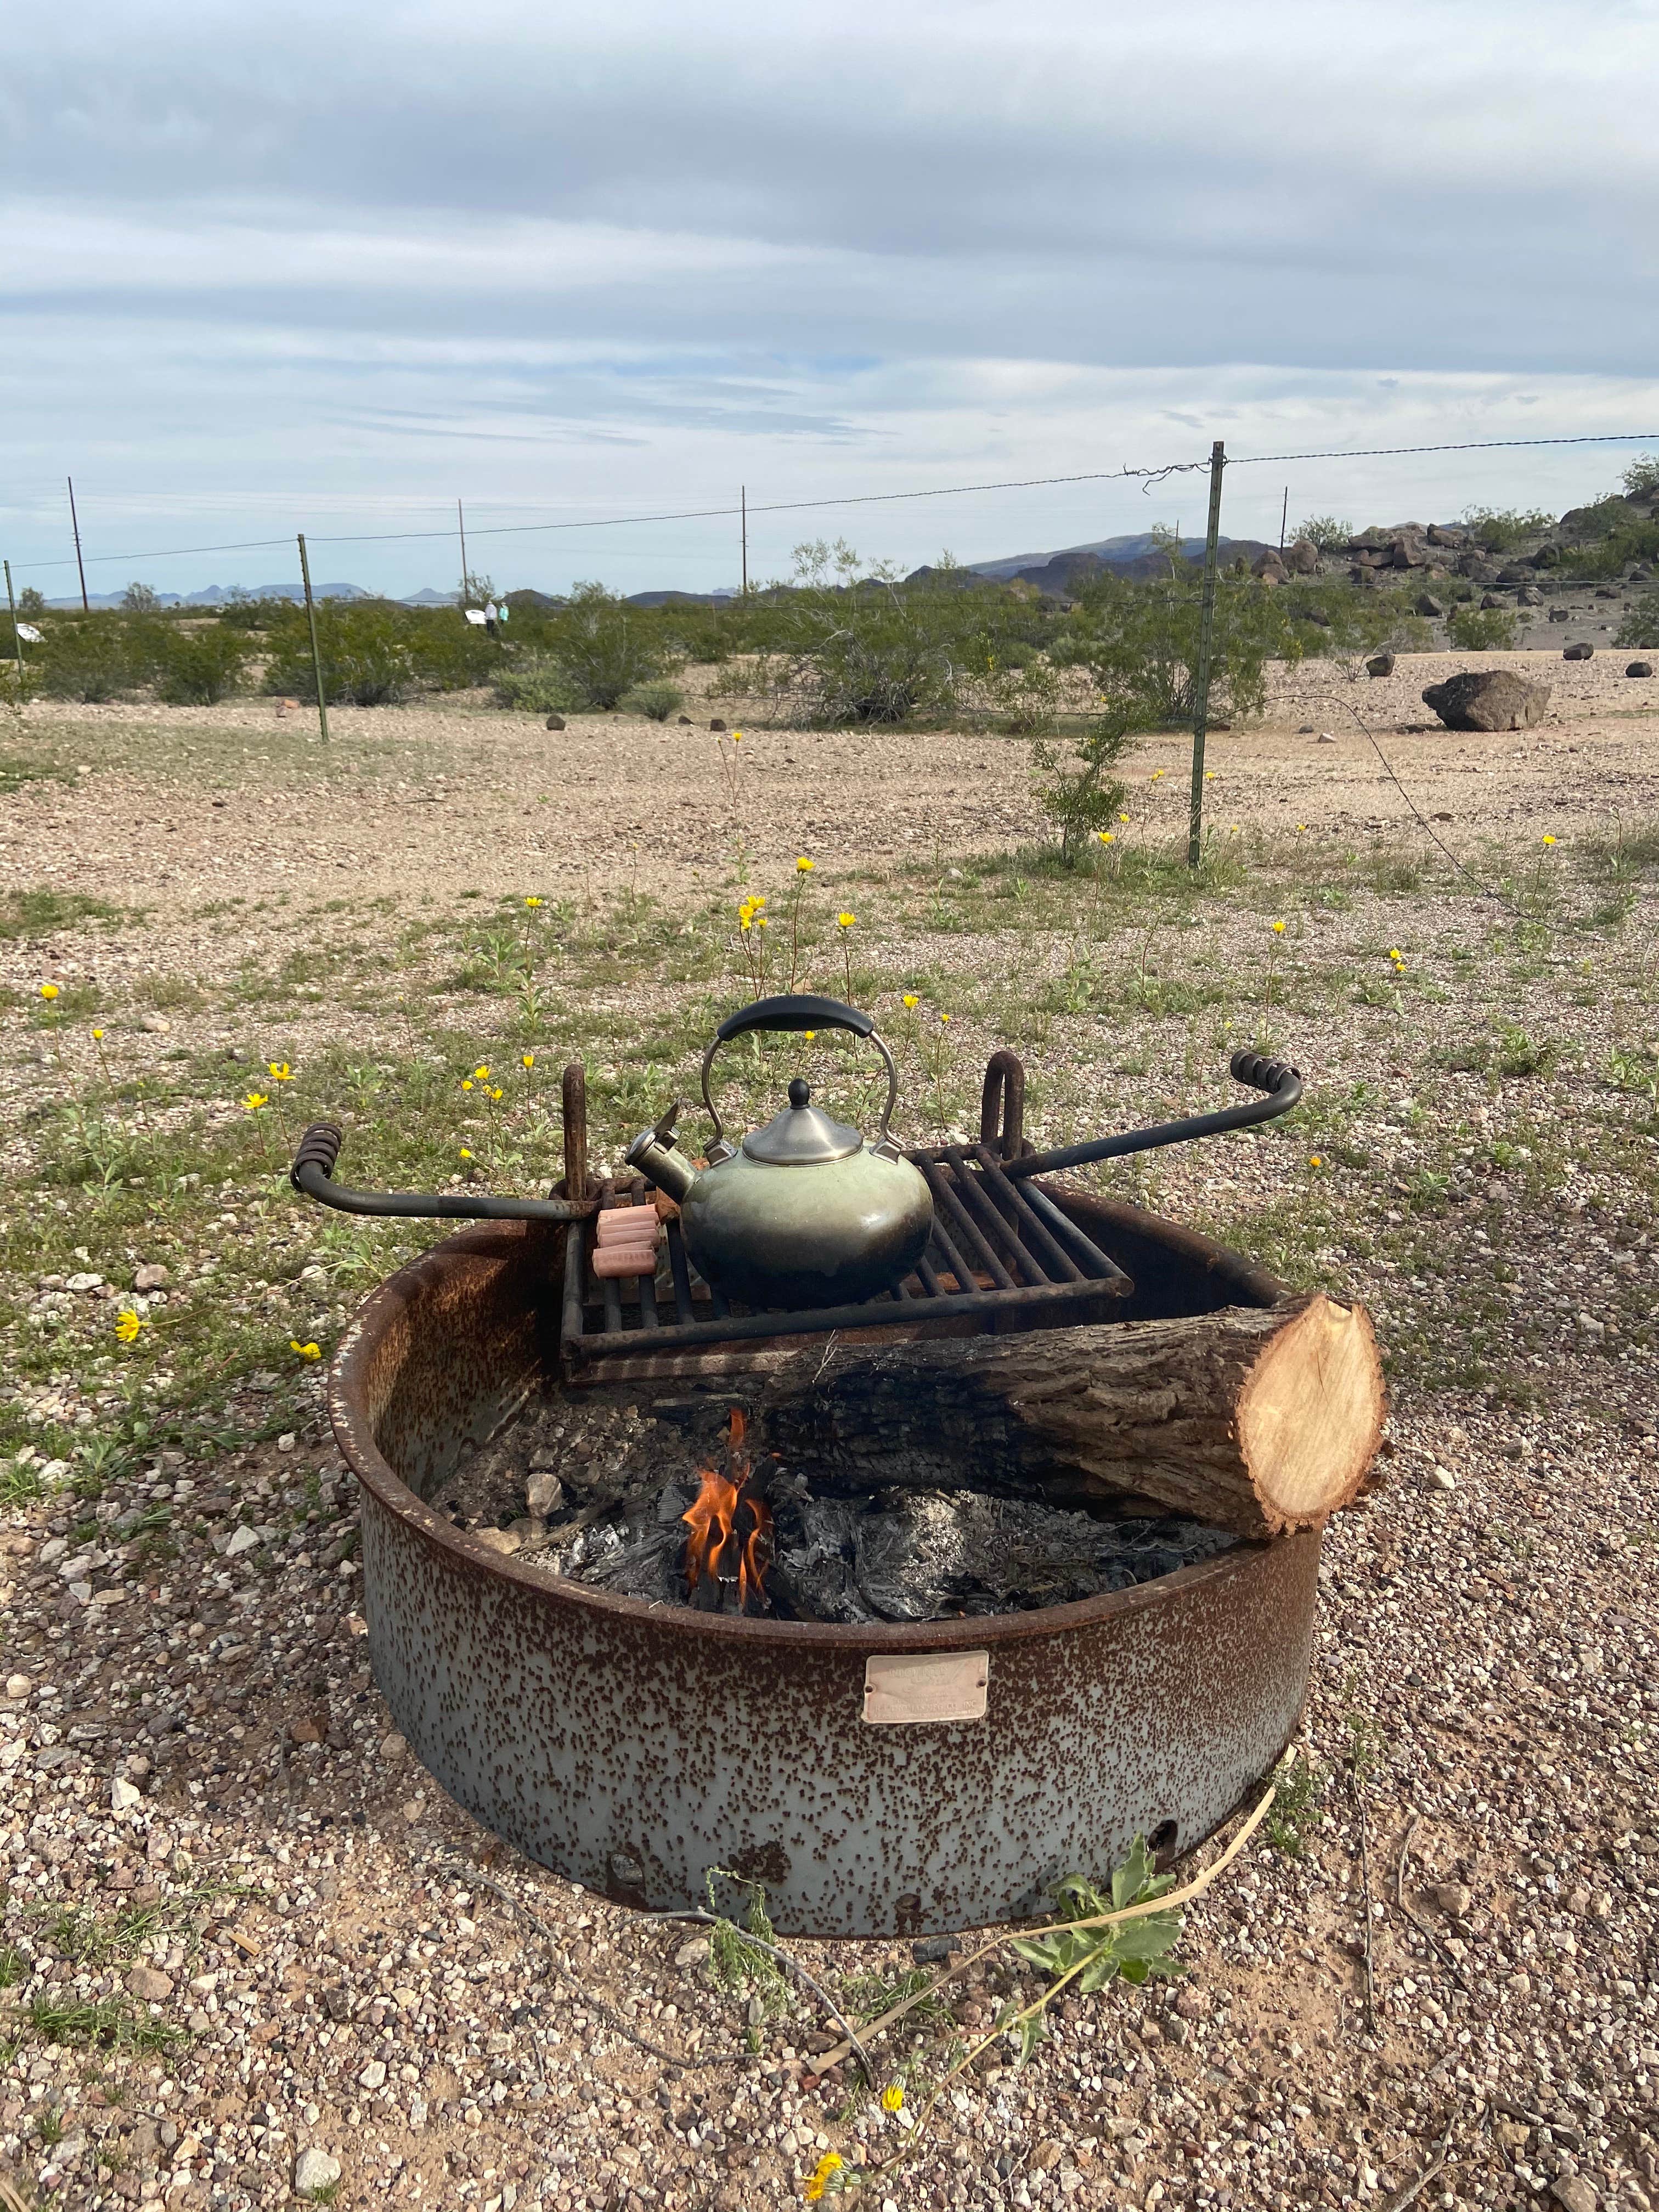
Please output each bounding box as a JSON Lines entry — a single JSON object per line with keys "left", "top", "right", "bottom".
{"left": 290, "top": 1122, "right": 344, "bottom": 1190}
{"left": 289, "top": 1121, "right": 594, "bottom": 1224}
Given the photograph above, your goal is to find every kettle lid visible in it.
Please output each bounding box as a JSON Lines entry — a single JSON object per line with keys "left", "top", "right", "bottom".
{"left": 741, "top": 1078, "right": 864, "bottom": 1164}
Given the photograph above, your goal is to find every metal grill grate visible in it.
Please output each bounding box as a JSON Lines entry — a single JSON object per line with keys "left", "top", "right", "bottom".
{"left": 559, "top": 1140, "right": 1130, "bottom": 1378}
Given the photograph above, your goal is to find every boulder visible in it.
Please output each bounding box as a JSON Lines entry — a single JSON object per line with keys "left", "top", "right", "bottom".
{"left": 1421, "top": 672, "right": 1550, "bottom": 732}
{"left": 1548, "top": 607, "right": 1571, "bottom": 621}
{"left": 1426, "top": 524, "right": 1467, "bottom": 548}
{"left": 1389, "top": 531, "right": 1431, "bottom": 568}
{"left": 1457, "top": 555, "right": 1501, "bottom": 584}
{"left": 1284, "top": 538, "right": 1320, "bottom": 574}
{"left": 1480, "top": 593, "right": 1503, "bottom": 611}
{"left": 1365, "top": 653, "right": 1396, "bottom": 678}
{"left": 1415, "top": 592, "right": 1444, "bottom": 617}
{"left": 709, "top": 718, "right": 727, "bottom": 731}
{"left": 1562, "top": 643, "right": 1594, "bottom": 661}
{"left": 544, "top": 713, "right": 565, "bottom": 731}
{"left": 1529, "top": 545, "right": 1560, "bottom": 568}
{"left": 1498, "top": 565, "right": 1532, "bottom": 584}
{"left": 1517, "top": 586, "right": 1543, "bottom": 606}
{"left": 1252, "top": 550, "right": 1287, "bottom": 584}
{"left": 1627, "top": 662, "right": 1654, "bottom": 679}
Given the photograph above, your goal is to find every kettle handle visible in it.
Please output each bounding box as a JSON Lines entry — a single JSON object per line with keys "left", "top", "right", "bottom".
{"left": 714, "top": 993, "right": 875, "bottom": 1041}
{"left": 702, "top": 995, "right": 904, "bottom": 1160}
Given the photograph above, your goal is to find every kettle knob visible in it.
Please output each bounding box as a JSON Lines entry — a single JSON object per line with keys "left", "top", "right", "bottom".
{"left": 788, "top": 1078, "right": 811, "bottom": 1109}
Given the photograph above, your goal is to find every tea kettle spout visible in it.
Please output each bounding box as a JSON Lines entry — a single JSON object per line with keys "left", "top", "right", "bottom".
{"left": 628, "top": 1099, "right": 698, "bottom": 1204}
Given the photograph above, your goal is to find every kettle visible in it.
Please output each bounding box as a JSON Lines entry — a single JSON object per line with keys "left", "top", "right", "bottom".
{"left": 626, "top": 994, "right": 934, "bottom": 1310}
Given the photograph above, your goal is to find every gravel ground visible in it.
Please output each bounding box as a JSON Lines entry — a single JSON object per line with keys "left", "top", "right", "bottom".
{"left": 2, "top": 671, "right": 1657, "bottom": 2212}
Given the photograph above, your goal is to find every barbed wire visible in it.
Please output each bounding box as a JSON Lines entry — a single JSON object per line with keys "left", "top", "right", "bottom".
{"left": 5, "top": 432, "right": 1655, "bottom": 580}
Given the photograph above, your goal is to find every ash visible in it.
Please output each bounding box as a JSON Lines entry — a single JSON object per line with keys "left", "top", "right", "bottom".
{"left": 443, "top": 1391, "right": 1235, "bottom": 1623}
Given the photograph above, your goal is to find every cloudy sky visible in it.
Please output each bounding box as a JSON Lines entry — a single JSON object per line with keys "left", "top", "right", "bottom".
{"left": 3, "top": 0, "right": 1657, "bottom": 598}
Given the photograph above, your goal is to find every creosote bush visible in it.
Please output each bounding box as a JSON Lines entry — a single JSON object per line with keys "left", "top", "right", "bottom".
{"left": 618, "top": 679, "right": 685, "bottom": 721}
{"left": 1446, "top": 605, "right": 1519, "bottom": 652}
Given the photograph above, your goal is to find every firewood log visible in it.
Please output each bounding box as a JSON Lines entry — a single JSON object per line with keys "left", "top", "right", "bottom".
{"left": 757, "top": 1293, "right": 1383, "bottom": 1541}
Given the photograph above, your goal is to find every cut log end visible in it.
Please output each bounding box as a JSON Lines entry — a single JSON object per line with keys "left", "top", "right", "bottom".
{"left": 1235, "top": 1294, "right": 1384, "bottom": 1536}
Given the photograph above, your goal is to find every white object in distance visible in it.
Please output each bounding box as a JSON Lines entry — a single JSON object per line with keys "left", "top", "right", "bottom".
{"left": 463, "top": 608, "right": 488, "bottom": 627}
{"left": 15, "top": 622, "right": 42, "bottom": 643}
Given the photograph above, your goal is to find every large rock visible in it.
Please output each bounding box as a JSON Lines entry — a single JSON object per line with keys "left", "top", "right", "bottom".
{"left": 1251, "top": 550, "right": 1287, "bottom": 584}
{"left": 1421, "top": 672, "right": 1550, "bottom": 731}
{"left": 1426, "top": 524, "right": 1467, "bottom": 548}
{"left": 1389, "top": 529, "right": 1432, "bottom": 568}
{"left": 1284, "top": 538, "right": 1319, "bottom": 574}
{"left": 295, "top": 2148, "right": 343, "bottom": 2197}
{"left": 1365, "top": 653, "right": 1396, "bottom": 678}
{"left": 1457, "top": 554, "right": 1501, "bottom": 584}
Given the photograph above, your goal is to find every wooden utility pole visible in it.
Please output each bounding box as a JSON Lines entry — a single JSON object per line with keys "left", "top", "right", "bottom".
{"left": 740, "top": 484, "right": 748, "bottom": 595}
{"left": 1279, "top": 486, "right": 1289, "bottom": 551}
{"left": 458, "top": 498, "right": 470, "bottom": 603}
{"left": 66, "top": 477, "right": 89, "bottom": 611}
{"left": 1186, "top": 441, "right": 1227, "bottom": 870}
{"left": 296, "top": 534, "right": 331, "bottom": 744}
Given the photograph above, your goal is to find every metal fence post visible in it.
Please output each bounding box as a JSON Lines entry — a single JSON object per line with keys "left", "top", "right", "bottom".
{"left": 297, "top": 533, "right": 331, "bottom": 744}
{"left": 4, "top": 559, "right": 24, "bottom": 696}
{"left": 1186, "top": 440, "right": 1227, "bottom": 870}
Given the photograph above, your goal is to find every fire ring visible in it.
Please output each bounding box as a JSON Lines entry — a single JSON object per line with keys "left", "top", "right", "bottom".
{"left": 329, "top": 1194, "right": 1321, "bottom": 1938}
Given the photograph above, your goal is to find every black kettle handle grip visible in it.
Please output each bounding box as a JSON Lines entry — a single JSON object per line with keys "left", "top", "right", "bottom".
{"left": 715, "top": 993, "right": 876, "bottom": 1042}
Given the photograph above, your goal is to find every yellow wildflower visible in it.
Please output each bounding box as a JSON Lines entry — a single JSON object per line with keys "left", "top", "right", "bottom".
{"left": 92, "top": 1027, "right": 104, "bottom": 1040}
{"left": 902, "top": 994, "right": 918, "bottom": 1009}
{"left": 939, "top": 1012, "right": 951, "bottom": 1025}
{"left": 290, "top": 1339, "right": 322, "bottom": 1361}
{"left": 525, "top": 895, "right": 544, "bottom": 908}
{"left": 796, "top": 855, "right": 814, "bottom": 873}
{"left": 474, "top": 1065, "right": 490, "bottom": 1081}
{"left": 1151, "top": 768, "right": 1166, "bottom": 781}
{"left": 490, "top": 1087, "right": 503, "bottom": 1102}
{"left": 461, "top": 1079, "right": 474, "bottom": 1092}
{"left": 522, "top": 1052, "right": 534, "bottom": 1069}
{"left": 242, "top": 1092, "right": 269, "bottom": 1112}
{"left": 1118, "top": 811, "right": 1130, "bottom": 822}
{"left": 459, "top": 1147, "right": 473, "bottom": 1161}
{"left": 268, "top": 1060, "right": 292, "bottom": 1081}
{"left": 39, "top": 982, "right": 59, "bottom": 1000}
{"left": 880, "top": 2083, "right": 905, "bottom": 2113}
{"left": 804, "top": 1030, "right": 816, "bottom": 1041}
{"left": 837, "top": 911, "right": 855, "bottom": 930}
{"left": 731, "top": 729, "right": 743, "bottom": 743}
{"left": 1271, "top": 919, "right": 1286, "bottom": 935}
{"left": 755, "top": 914, "right": 768, "bottom": 929}
{"left": 1541, "top": 833, "right": 1557, "bottom": 848}
{"left": 1098, "top": 831, "right": 1115, "bottom": 845}
{"left": 114, "top": 1309, "right": 145, "bottom": 1344}
{"left": 1308, "top": 1155, "right": 1323, "bottom": 1168}
{"left": 804, "top": 2151, "right": 844, "bottom": 2200}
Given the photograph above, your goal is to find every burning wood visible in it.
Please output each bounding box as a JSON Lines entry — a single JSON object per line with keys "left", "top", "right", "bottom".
{"left": 681, "top": 1408, "right": 773, "bottom": 1612}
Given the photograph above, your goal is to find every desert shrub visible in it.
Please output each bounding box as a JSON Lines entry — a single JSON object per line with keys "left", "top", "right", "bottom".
{"left": 1623, "top": 453, "right": 1659, "bottom": 500}
{"left": 1296, "top": 515, "right": 1352, "bottom": 552}
{"left": 1446, "top": 605, "right": 1519, "bottom": 651}
{"left": 1031, "top": 710, "right": 1133, "bottom": 865}
{"left": 262, "top": 602, "right": 417, "bottom": 706}
{"left": 658, "top": 602, "right": 736, "bottom": 664}
{"left": 748, "top": 543, "right": 973, "bottom": 725}
{"left": 1458, "top": 506, "right": 1554, "bottom": 552}
{"left": 534, "top": 582, "right": 665, "bottom": 708}
{"left": 218, "top": 592, "right": 296, "bottom": 630}
{"left": 1053, "top": 563, "right": 1301, "bottom": 727}
{"left": 619, "top": 679, "right": 685, "bottom": 721}
{"left": 1615, "top": 594, "right": 1659, "bottom": 650}
{"left": 406, "top": 613, "right": 500, "bottom": 692}
{"left": 16, "top": 586, "right": 47, "bottom": 616}
{"left": 32, "top": 617, "right": 145, "bottom": 702}
{"left": 121, "top": 582, "right": 162, "bottom": 612}
{"left": 1280, "top": 583, "right": 1427, "bottom": 662}
{"left": 146, "top": 622, "right": 249, "bottom": 704}
{"left": 492, "top": 654, "right": 580, "bottom": 714}
{"left": 1559, "top": 517, "right": 1659, "bottom": 582}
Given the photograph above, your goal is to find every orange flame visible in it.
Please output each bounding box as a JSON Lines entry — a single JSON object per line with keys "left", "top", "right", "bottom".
{"left": 682, "top": 1408, "right": 770, "bottom": 1610}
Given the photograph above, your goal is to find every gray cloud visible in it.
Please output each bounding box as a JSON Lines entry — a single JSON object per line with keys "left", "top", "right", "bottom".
{"left": 2, "top": 1, "right": 1656, "bottom": 594}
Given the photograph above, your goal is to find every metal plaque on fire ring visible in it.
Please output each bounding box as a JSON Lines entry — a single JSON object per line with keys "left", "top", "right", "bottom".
{"left": 862, "top": 1650, "right": 989, "bottom": 1725}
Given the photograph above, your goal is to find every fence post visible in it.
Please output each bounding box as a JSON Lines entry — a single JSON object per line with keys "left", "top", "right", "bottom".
{"left": 1186, "top": 440, "right": 1227, "bottom": 870}
{"left": 297, "top": 534, "right": 331, "bottom": 745}
{"left": 4, "top": 559, "right": 24, "bottom": 696}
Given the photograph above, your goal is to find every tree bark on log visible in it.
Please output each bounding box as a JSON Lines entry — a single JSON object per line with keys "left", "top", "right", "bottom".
{"left": 757, "top": 1293, "right": 1383, "bottom": 1541}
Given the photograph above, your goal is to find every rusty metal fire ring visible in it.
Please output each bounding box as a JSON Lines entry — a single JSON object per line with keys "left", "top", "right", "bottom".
{"left": 328, "top": 1190, "right": 1321, "bottom": 1938}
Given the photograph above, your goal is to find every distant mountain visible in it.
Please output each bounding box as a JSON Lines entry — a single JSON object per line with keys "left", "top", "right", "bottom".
{"left": 44, "top": 581, "right": 374, "bottom": 610}
{"left": 945, "top": 532, "right": 1276, "bottom": 593}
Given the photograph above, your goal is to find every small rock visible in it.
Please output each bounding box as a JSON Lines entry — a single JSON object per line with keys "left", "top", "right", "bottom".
{"left": 1562, "top": 642, "right": 1594, "bottom": 661}
{"left": 127, "top": 1964, "right": 174, "bottom": 2002}
{"left": 140, "top": 1013, "right": 172, "bottom": 1035}
{"left": 5, "top": 1673, "right": 30, "bottom": 1699}
{"left": 381, "top": 1731, "right": 408, "bottom": 1762}
{"left": 473, "top": 1527, "right": 521, "bottom": 1555}
{"left": 1627, "top": 661, "right": 1654, "bottom": 678}
{"left": 709, "top": 717, "right": 727, "bottom": 731}
{"left": 409, "top": 2095, "right": 428, "bottom": 2128}
{"left": 524, "top": 1465, "right": 564, "bottom": 1518}
{"left": 295, "top": 2147, "right": 342, "bottom": 2196}
{"left": 1414, "top": 592, "right": 1444, "bottom": 617}
{"left": 277, "top": 1431, "right": 296, "bottom": 1453}
{"left": 1429, "top": 1465, "right": 1457, "bottom": 1491}
{"left": 111, "top": 1776, "right": 143, "bottom": 1812}
{"left": 675, "top": 1935, "right": 712, "bottom": 1969}
{"left": 544, "top": 713, "right": 566, "bottom": 731}
{"left": 1365, "top": 653, "right": 1395, "bottom": 678}
{"left": 676, "top": 714, "right": 692, "bottom": 724}
{"left": 224, "top": 1525, "right": 260, "bottom": 1558}
{"left": 1551, "top": 2179, "right": 1599, "bottom": 2212}
{"left": 133, "top": 1262, "right": 170, "bottom": 1291}
{"left": 359, "top": 2058, "right": 387, "bottom": 2090}
{"left": 1427, "top": 1881, "right": 1471, "bottom": 1917}
{"left": 911, "top": 1934, "right": 955, "bottom": 1965}
{"left": 65, "top": 1271, "right": 104, "bottom": 1293}
{"left": 1316, "top": 731, "right": 1336, "bottom": 744}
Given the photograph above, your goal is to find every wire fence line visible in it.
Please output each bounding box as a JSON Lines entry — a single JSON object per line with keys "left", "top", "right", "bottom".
{"left": 5, "top": 430, "right": 1657, "bottom": 579}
